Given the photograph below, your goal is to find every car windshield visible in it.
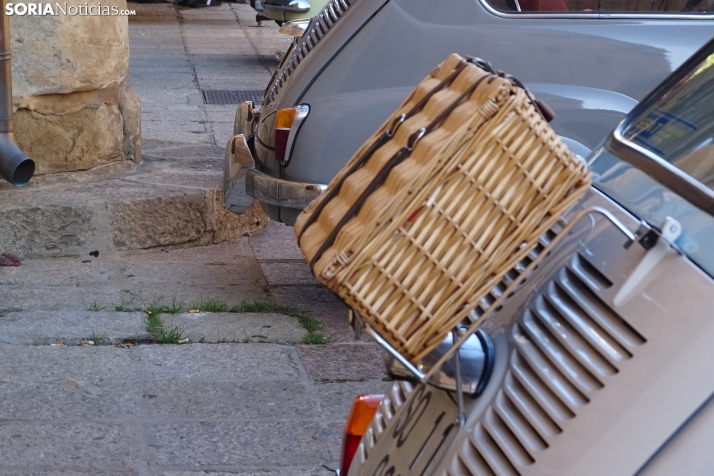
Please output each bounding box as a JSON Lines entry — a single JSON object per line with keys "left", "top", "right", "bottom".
{"left": 622, "top": 51, "right": 714, "bottom": 188}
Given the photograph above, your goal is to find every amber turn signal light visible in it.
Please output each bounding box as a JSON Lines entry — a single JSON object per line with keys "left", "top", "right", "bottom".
{"left": 339, "top": 394, "right": 384, "bottom": 475}
{"left": 274, "top": 108, "right": 297, "bottom": 162}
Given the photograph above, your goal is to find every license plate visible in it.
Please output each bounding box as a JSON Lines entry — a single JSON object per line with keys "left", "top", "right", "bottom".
{"left": 360, "top": 384, "right": 460, "bottom": 476}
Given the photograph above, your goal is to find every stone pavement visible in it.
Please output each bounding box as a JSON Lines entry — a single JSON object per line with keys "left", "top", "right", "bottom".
{"left": 0, "top": 2, "right": 293, "bottom": 258}
{"left": 0, "top": 221, "right": 391, "bottom": 475}
{"left": 0, "top": 3, "right": 390, "bottom": 474}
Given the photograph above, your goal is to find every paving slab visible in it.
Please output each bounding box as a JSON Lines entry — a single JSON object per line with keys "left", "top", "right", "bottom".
{"left": 133, "top": 344, "right": 300, "bottom": 381}
{"left": 162, "top": 311, "right": 307, "bottom": 344}
{"left": 141, "top": 380, "right": 318, "bottom": 420}
{"left": 0, "top": 310, "right": 145, "bottom": 345}
{"left": 261, "top": 262, "right": 318, "bottom": 286}
{"left": 148, "top": 421, "right": 329, "bottom": 468}
{"left": 0, "top": 471, "right": 139, "bottom": 476}
{"left": 297, "top": 343, "right": 388, "bottom": 381}
{"left": 0, "top": 380, "right": 138, "bottom": 420}
{"left": 0, "top": 3, "right": 391, "bottom": 474}
{"left": 159, "top": 470, "right": 331, "bottom": 476}
{"left": 0, "top": 345, "right": 134, "bottom": 381}
{"left": 0, "top": 422, "right": 144, "bottom": 467}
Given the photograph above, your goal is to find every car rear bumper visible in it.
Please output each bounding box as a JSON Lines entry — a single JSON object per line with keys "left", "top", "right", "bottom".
{"left": 223, "top": 131, "right": 327, "bottom": 223}
{"left": 246, "top": 168, "right": 327, "bottom": 210}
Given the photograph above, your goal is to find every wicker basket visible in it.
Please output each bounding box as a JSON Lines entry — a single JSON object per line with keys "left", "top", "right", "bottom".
{"left": 295, "top": 54, "right": 591, "bottom": 364}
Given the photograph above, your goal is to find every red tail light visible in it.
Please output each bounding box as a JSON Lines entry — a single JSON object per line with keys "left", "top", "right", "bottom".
{"left": 339, "top": 394, "right": 384, "bottom": 475}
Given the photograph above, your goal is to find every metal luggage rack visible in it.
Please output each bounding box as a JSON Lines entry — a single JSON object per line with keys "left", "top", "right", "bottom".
{"left": 350, "top": 205, "right": 643, "bottom": 424}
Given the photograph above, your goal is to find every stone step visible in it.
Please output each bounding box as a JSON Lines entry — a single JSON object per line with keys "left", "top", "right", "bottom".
{"left": 0, "top": 158, "right": 268, "bottom": 258}
{"left": 0, "top": 310, "right": 306, "bottom": 345}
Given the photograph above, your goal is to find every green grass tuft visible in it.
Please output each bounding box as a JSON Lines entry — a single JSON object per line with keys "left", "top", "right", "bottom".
{"left": 144, "top": 310, "right": 186, "bottom": 344}
{"left": 87, "top": 301, "right": 106, "bottom": 312}
{"left": 163, "top": 296, "right": 185, "bottom": 314}
{"left": 303, "top": 333, "right": 331, "bottom": 345}
{"left": 88, "top": 328, "right": 104, "bottom": 346}
{"left": 114, "top": 301, "right": 133, "bottom": 312}
{"left": 189, "top": 296, "right": 228, "bottom": 313}
{"left": 290, "top": 310, "right": 334, "bottom": 345}
{"left": 230, "top": 300, "right": 274, "bottom": 313}
{"left": 157, "top": 325, "right": 186, "bottom": 344}
{"left": 144, "top": 296, "right": 185, "bottom": 315}
{"left": 295, "top": 312, "right": 322, "bottom": 333}
{"left": 144, "top": 312, "right": 164, "bottom": 339}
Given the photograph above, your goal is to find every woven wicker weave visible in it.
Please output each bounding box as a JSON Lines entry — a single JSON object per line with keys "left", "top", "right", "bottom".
{"left": 295, "top": 54, "right": 591, "bottom": 364}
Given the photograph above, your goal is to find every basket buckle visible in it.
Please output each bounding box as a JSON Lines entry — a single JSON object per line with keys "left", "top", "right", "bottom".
{"left": 386, "top": 114, "right": 407, "bottom": 138}
{"left": 407, "top": 128, "right": 427, "bottom": 151}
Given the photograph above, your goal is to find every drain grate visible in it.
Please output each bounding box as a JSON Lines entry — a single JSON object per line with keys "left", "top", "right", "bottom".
{"left": 202, "top": 90, "right": 263, "bottom": 105}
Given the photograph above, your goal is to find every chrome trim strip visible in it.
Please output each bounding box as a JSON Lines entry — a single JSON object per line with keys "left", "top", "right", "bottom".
{"left": 245, "top": 168, "right": 327, "bottom": 209}
{"left": 477, "top": 0, "right": 714, "bottom": 19}
{"left": 605, "top": 132, "right": 714, "bottom": 216}
{"left": 283, "top": 104, "right": 309, "bottom": 166}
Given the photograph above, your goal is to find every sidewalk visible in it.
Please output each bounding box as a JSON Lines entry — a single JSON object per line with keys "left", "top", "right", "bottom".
{"left": 0, "top": 2, "right": 293, "bottom": 258}
{"left": 0, "top": 3, "right": 389, "bottom": 474}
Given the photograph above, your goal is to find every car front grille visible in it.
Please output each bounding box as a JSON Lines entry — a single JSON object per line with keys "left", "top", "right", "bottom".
{"left": 450, "top": 253, "right": 646, "bottom": 476}
{"left": 357, "top": 381, "right": 415, "bottom": 464}
{"left": 264, "top": 0, "right": 355, "bottom": 105}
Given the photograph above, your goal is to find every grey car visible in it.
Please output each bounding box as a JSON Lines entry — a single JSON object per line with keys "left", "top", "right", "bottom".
{"left": 342, "top": 37, "right": 714, "bottom": 476}
{"left": 223, "top": 0, "right": 714, "bottom": 225}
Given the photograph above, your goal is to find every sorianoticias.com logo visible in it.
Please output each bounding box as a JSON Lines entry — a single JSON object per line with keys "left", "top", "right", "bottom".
{"left": 5, "top": 2, "right": 136, "bottom": 15}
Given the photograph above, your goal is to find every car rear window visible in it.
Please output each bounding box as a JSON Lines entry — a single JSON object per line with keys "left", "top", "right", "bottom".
{"left": 487, "top": 0, "right": 713, "bottom": 12}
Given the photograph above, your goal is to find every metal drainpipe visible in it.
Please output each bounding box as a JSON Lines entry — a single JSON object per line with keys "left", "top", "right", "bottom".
{"left": 0, "top": 0, "right": 34, "bottom": 186}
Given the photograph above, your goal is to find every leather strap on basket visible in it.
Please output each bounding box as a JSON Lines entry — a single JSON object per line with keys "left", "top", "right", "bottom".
{"left": 500, "top": 72, "right": 555, "bottom": 123}
{"left": 308, "top": 72, "right": 494, "bottom": 269}
{"left": 296, "top": 58, "right": 485, "bottom": 247}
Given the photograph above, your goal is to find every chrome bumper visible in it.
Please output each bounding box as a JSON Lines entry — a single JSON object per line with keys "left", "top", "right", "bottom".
{"left": 246, "top": 168, "right": 327, "bottom": 209}
{"left": 224, "top": 132, "right": 327, "bottom": 214}
{"left": 224, "top": 135, "right": 256, "bottom": 214}
{"left": 233, "top": 101, "right": 259, "bottom": 138}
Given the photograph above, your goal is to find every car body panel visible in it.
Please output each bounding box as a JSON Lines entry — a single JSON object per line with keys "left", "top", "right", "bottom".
{"left": 347, "top": 40, "right": 714, "bottom": 475}
{"left": 349, "top": 188, "right": 714, "bottom": 475}
{"left": 247, "top": 0, "right": 714, "bottom": 223}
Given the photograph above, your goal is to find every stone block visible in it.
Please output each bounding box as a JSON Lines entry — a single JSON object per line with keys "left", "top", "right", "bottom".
{"left": 14, "top": 103, "right": 125, "bottom": 174}
{"left": 9, "top": 0, "right": 130, "bottom": 97}
{"left": 211, "top": 192, "right": 269, "bottom": 244}
{"left": 120, "top": 85, "right": 142, "bottom": 164}
{"left": 109, "top": 193, "right": 208, "bottom": 249}
{"left": 0, "top": 204, "right": 96, "bottom": 257}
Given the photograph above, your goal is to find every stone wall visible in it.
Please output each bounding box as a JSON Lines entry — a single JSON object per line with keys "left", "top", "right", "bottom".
{"left": 8, "top": 0, "right": 140, "bottom": 176}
